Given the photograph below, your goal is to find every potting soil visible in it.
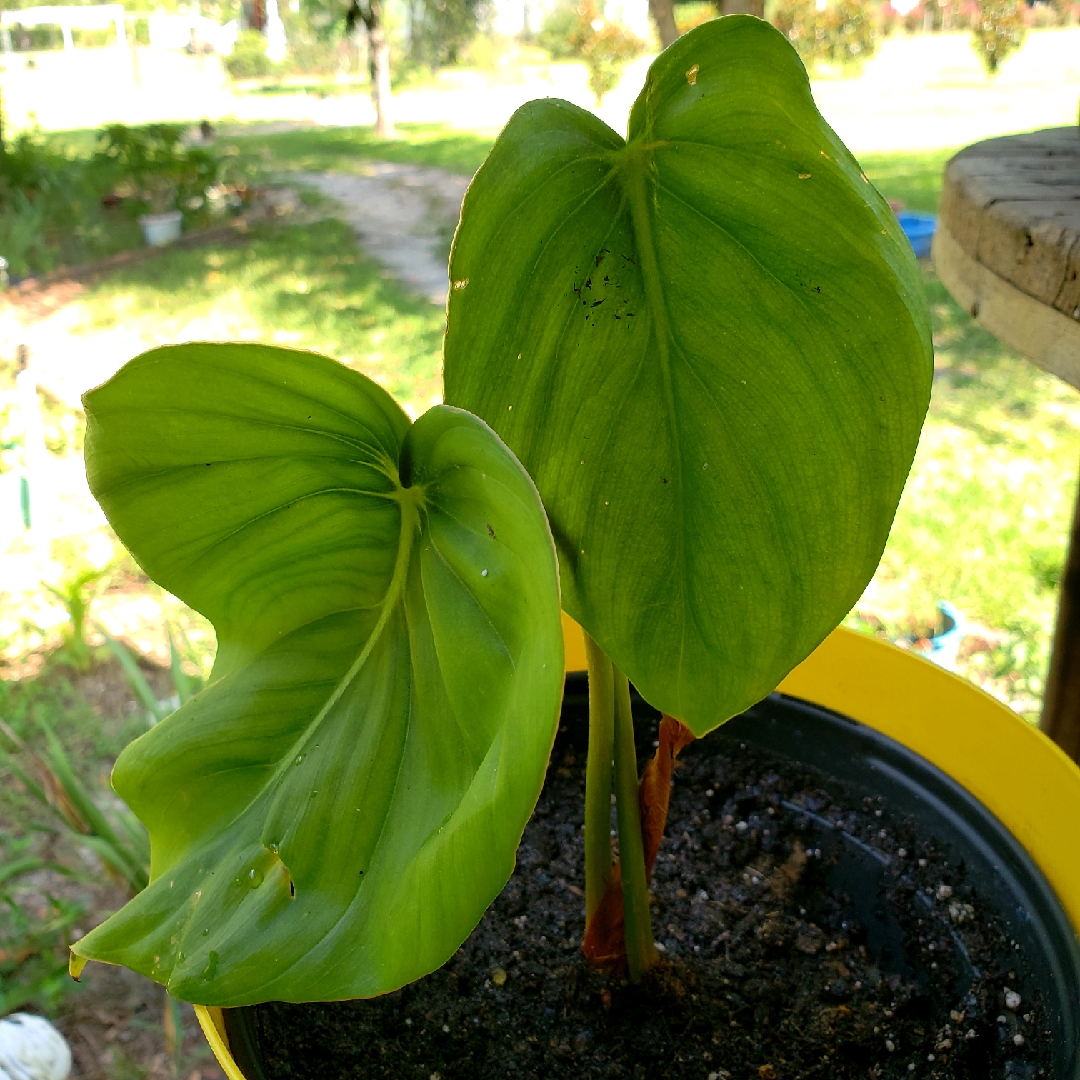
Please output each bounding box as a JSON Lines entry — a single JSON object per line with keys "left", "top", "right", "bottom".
{"left": 246, "top": 709, "right": 1052, "bottom": 1080}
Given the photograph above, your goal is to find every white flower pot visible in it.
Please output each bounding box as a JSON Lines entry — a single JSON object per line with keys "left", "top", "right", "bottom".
{"left": 138, "top": 210, "right": 183, "bottom": 247}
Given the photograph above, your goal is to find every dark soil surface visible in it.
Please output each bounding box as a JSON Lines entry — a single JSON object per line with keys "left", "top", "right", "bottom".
{"left": 245, "top": 705, "right": 1052, "bottom": 1080}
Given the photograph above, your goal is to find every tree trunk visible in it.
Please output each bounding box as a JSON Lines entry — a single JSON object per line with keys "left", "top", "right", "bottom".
{"left": 721, "top": 0, "right": 765, "bottom": 15}
{"left": 648, "top": 0, "right": 679, "bottom": 48}
{"left": 368, "top": 23, "right": 395, "bottom": 139}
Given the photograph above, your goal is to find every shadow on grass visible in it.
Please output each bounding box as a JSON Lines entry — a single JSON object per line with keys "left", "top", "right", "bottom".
{"left": 87, "top": 216, "right": 446, "bottom": 410}
{"left": 923, "top": 269, "right": 1080, "bottom": 451}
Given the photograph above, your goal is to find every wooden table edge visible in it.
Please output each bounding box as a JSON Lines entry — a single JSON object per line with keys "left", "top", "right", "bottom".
{"left": 932, "top": 222, "right": 1080, "bottom": 392}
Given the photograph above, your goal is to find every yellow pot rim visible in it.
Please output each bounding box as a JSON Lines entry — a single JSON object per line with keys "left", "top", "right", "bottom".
{"left": 196, "top": 617, "right": 1080, "bottom": 1075}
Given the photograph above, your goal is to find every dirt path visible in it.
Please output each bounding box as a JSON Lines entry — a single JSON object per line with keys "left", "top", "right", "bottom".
{"left": 298, "top": 164, "right": 471, "bottom": 307}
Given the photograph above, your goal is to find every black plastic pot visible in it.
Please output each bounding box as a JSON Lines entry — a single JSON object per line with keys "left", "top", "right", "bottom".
{"left": 212, "top": 672, "right": 1080, "bottom": 1079}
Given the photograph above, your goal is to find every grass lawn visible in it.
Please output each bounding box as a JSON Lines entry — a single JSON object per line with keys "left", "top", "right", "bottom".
{"left": 226, "top": 121, "right": 498, "bottom": 177}
{"left": 63, "top": 215, "right": 446, "bottom": 417}
{"left": 855, "top": 271, "right": 1079, "bottom": 717}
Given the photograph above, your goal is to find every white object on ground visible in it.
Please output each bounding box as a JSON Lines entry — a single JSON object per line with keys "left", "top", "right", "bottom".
{"left": 0, "top": 1014, "right": 72, "bottom": 1080}
{"left": 138, "top": 210, "right": 183, "bottom": 247}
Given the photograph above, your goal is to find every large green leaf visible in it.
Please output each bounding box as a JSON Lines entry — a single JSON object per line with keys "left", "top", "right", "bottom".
{"left": 444, "top": 16, "right": 932, "bottom": 735}
{"left": 71, "top": 343, "right": 563, "bottom": 1004}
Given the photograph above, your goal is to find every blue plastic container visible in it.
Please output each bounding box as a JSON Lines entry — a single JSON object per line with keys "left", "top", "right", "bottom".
{"left": 896, "top": 210, "right": 937, "bottom": 260}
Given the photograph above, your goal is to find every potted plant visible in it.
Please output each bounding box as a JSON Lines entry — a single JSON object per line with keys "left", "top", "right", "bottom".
{"left": 69, "top": 17, "right": 1080, "bottom": 1078}
{"left": 96, "top": 124, "right": 219, "bottom": 246}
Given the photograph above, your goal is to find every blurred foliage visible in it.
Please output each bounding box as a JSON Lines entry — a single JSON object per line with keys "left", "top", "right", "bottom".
{"left": 95, "top": 123, "right": 220, "bottom": 216}
{"left": 971, "top": 0, "right": 1026, "bottom": 72}
{"left": 224, "top": 27, "right": 281, "bottom": 77}
{"left": 0, "top": 123, "right": 228, "bottom": 278}
{"left": 770, "top": 0, "right": 878, "bottom": 69}
{"left": 43, "top": 570, "right": 111, "bottom": 673}
{"left": 539, "top": 0, "right": 644, "bottom": 102}
{"left": 0, "top": 130, "right": 135, "bottom": 279}
{"left": 0, "top": 837, "right": 85, "bottom": 1016}
{"left": 407, "top": 0, "right": 490, "bottom": 66}
{"left": 0, "top": 666, "right": 150, "bottom": 1017}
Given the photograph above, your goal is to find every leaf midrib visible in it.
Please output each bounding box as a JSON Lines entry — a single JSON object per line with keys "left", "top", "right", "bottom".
{"left": 257, "top": 486, "right": 422, "bottom": 800}
{"left": 620, "top": 147, "right": 689, "bottom": 711}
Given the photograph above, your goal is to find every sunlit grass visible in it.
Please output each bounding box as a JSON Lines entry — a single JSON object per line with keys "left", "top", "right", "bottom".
{"left": 75, "top": 216, "right": 445, "bottom": 415}
{"left": 852, "top": 270, "right": 1080, "bottom": 718}
{"left": 859, "top": 147, "right": 958, "bottom": 212}
{"left": 226, "top": 121, "right": 497, "bottom": 177}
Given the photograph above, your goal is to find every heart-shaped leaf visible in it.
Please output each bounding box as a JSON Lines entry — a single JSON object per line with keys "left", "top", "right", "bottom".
{"left": 71, "top": 343, "right": 563, "bottom": 1005}
{"left": 444, "top": 16, "right": 932, "bottom": 734}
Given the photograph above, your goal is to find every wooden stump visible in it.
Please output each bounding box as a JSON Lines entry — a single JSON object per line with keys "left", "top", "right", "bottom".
{"left": 933, "top": 127, "right": 1080, "bottom": 760}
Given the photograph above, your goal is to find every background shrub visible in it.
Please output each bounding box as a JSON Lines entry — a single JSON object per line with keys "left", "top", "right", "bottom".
{"left": 971, "top": 0, "right": 1026, "bottom": 71}
{"left": 224, "top": 28, "right": 280, "bottom": 78}
{"left": 770, "top": 0, "right": 878, "bottom": 69}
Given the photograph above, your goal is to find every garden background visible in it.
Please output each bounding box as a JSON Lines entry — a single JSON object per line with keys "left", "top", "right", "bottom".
{"left": 1, "top": 0, "right": 1079, "bottom": 1075}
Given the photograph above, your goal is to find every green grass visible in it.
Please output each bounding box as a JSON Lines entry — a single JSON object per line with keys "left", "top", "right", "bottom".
{"left": 0, "top": 663, "right": 148, "bottom": 1015}
{"left": 858, "top": 147, "right": 958, "bottom": 212}
{"left": 226, "top": 122, "right": 498, "bottom": 177}
{"left": 222, "top": 124, "right": 957, "bottom": 212}
{"left": 851, "top": 268, "right": 1080, "bottom": 717}
{"left": 75, "top": 215, "right": 445, "bottom": 414}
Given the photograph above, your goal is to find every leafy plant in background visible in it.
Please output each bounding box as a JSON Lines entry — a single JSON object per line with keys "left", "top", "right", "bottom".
{"left": 98, "top": 621, "right": 203, "bottom": 726}
{"left": 95, "top": 124, "right": 220, "bottom": 218}
{"left": 0, "top": 834, "right": 85, "bottom": 1016}
{"left": 407, "top": 0, "right": 489, "bottom": 68}
{"left": 70, "top": 17, "right": 930, "bottom": 1001}
{"left": 224, "top": 29, "right": 282, "bottom": 79}
{"left": 0, "top": 711, "right": 147, "bottom": 1016}
{"left": 0, "top": 718, "right": 148, "bottom": 894}
{"left": 770, "top": 0, "right": 878, "bottom": 69}
{"left": 43, "top": 568, "right": 112, "bottom": 673}
{"left": 971, "top": 0, "right": 1026, "bottom": 72}
{"left": 0, "top": 122, "right": 221, "bottom": 279}
{"left": 0, "top": 655, "right": 202, "bottom": 1070}
{"left": 0, "top": 130, "right": 135, "bottom": 279}
{"left": 540, "top": 0, "right": 645, "bottom": 103}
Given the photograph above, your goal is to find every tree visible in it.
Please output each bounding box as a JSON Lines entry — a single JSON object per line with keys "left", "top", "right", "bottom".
{"left": 569, "top": 0, "right": 645, "bottom": 103}
{"left": 648, "top": 0, "right": 765, "bottom": 51}
{"left": 541, "top": 0, "right": 645, "bottom": 103}
{"left": 347, "top": 0, "right": 394, "bottom": 138}
{"left": 409, "top": 0, "right": 487, "bottom": 66}
{"left": 771, "top": 0, "right": 877, "bottom": 69}
{"left": 649, "top": 0, "right": 678, "bottom": 47}
{"left": 971, "top": 0, "right": 1025, "bottom": 73}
